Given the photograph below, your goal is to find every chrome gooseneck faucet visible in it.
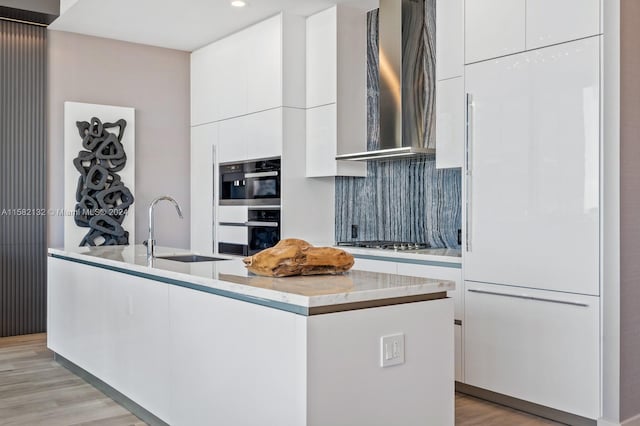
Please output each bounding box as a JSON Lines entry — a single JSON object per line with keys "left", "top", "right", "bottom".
{"left": 145, "top": 196, "right": 183, "bottom": 259}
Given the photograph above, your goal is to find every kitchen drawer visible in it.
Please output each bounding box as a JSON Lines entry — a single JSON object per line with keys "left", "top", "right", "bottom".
{"left": 464, "top": 281, "right": 599, "bottom": 419}
{"left": 217, "top": 225, "right": 246, "bottom": 245}
{"left": 218, "top": 206, "right": 248, "bottom": 224}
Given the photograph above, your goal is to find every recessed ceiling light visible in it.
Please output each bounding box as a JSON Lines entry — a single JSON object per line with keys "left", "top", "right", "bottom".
{"left": 231, "top": 0, "right": 247, "bottom": 7}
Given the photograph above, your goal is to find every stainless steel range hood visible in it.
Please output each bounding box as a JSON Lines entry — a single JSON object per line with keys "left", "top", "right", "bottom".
{"left": 336, "top": 0, "right": 434, "bottom": 161}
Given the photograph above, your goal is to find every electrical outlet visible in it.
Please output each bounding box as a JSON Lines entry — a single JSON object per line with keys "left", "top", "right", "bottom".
{"left": 351, "top": 224, "right": 359, "bottom": 239}
{"left": 380, "top": 333, "right": 405, "bottom": 367}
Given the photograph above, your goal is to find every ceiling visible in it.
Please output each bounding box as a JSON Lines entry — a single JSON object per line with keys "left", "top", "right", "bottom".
{"left": 49, "top": 0, "right": 378, "bottom": 52}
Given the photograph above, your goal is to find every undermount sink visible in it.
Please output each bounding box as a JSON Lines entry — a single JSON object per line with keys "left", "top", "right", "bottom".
{"left": 156, "top": 255, "right": 230, "bottom": 263}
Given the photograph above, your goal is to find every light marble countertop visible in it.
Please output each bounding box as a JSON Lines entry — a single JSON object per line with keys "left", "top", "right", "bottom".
{"left": 48, "top": 245, "right": 455, "bottom": 313}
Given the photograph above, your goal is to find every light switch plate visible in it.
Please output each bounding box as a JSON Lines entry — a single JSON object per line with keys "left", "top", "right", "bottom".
{"left": 380, "top": 333, "right": 405, "bottom": 367}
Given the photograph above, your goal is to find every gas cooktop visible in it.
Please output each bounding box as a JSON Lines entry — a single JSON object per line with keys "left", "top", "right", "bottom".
{"left": 337, "top": 241, "right": 431, "bottom": 251}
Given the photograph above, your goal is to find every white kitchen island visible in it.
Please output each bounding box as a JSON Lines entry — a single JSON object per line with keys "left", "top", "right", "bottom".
{"left": 47, "top": 245, "right": 454, "bottom": 426}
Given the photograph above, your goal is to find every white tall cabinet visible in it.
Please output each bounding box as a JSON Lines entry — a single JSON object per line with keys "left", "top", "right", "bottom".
{"left": 463, "top": 32, "right": 601, "bottom": 423}
{"left": 460, "top": 0, "right": 603, "bottom": 421}
{"left": 190, "top": 13, "right": 336, "bottom": 254}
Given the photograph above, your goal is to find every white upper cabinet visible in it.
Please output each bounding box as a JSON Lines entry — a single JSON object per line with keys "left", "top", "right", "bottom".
{"left": 306, "top": 104, "right": 337, "bottom": 177}
{"left": 526, "top": 0, "right": 601, "bottom": 50}
{"left": 191, "top": 14, "right": 304, "bottom": 126}
{"left": 464, "top": 0, "right": 602, "bottom": 64}
{"left": 216, "top": 34, "right": 249, "bottom": 121}
{"left": 464, "top": 0, "right": 525, "bottom": 64}
{"left": 191, "top": 31, "right": 248, "bottom": 126}
{"left": 215, "top": 108, "right": 283, "bottom": 164}
{"left": 305, "top": 5, "right": 366, "bottom": 177}
{"left": 191, "top": 42, "right": 221, "bottom": 127}
{"left": 306, "top": 7, "right": 337, "bottom": 108}
{"left": 435, "top": 77, "right": 464, "bottom": 169}
{"left": 246, "top": 16, "right": 283, "bottom": 113}
{"left": 435, "top": 0, "right": 464, "bottom": 168}
{"left": 464, "top": 37, "right": 600, "bottom": 295}
{"left": 217, "top": 115, "right": 248, "bottom": 163}
{"left": 245, "top": 108, "right": 283, "bottom": 160}
{"left": 436, "top": 0, "right": 464, "bottom": 80}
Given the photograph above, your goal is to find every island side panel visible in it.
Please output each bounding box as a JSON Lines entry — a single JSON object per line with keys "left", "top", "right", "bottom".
{"left": 168, "top": 285, "right": 308, "bottom": 426}
{"left": 47, "top": 257, "right": 171, "bottom": 423}
{"left": 306, "top": 298, "right": 454, "bottom": 426}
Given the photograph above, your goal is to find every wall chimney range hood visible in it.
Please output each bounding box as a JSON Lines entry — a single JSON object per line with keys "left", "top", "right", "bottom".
{"left": 336, "top": 0, "right": 435, "bottom": 161}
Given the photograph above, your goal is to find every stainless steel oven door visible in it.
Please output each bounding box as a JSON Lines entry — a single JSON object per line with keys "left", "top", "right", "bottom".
{"left": 246, "top": 221, "right": 280, "bottom": 255}
{"left": 245, "top": 170, "right": 280, "bottom": 206}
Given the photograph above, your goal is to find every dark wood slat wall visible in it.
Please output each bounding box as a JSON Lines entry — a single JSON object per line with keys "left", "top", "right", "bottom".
{"left": 0, "top": 20, "right": 47, "bottom": 337}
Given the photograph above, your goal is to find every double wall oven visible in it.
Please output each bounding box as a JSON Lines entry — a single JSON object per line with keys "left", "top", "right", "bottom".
{"left": 218, "top": 157, "right": 281, "bottom": 256}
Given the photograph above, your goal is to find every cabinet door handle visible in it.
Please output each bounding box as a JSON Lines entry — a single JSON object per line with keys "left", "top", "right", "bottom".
{"left": 219, "top": 221, "right": 279, "bottom": 228}
{"left": 467, "top": 289, "right": 589, "bottom": 307}
{"left": 465, "top": 93, "right": 474, "bottom": 252}
{"left": 244, "top": 221, "right": 279, "bottom": 228}
{"left": 245, "top": 171, "right": 278, "bottom": 178}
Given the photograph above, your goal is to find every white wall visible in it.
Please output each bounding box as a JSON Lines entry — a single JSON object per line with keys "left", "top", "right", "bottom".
{"left": 602, "top": 0, "right": 640, "bottom": 423}
{"left": 619, "top": 0, "right": 640, "bottom": 421}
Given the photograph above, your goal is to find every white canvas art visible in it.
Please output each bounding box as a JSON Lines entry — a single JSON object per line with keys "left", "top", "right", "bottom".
{"left": 64, "top": 102, "right": 135, "bottom": 248}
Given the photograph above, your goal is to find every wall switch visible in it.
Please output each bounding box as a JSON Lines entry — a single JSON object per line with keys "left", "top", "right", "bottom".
{"left": 380, "top": 333, "right": 405, "bottom": 367}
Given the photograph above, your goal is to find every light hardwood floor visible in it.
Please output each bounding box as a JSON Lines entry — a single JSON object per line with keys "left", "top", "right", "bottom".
{"left": 456, "top": 393, "right": 562, "bottom": 425}
{"left": 0, "top": 333, "right": 144, "bottom": 426}
{"left": 0, "top": 334, "right": 562, "bottom": 426}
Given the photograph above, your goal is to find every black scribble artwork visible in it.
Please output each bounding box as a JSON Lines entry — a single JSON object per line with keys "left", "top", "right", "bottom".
{"left": 73, "top": 117, "right": 134, "bottom": 246}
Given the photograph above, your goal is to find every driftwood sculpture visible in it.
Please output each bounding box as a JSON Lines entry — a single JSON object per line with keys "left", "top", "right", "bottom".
{"left": 243, "top": 239, "right": 355, "bottom": 277}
